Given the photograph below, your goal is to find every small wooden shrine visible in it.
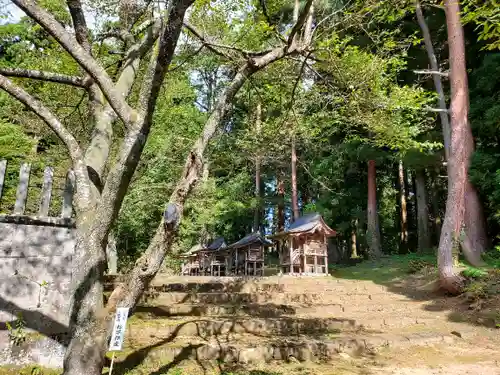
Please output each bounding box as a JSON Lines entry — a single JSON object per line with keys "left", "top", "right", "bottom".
{"left": 180, "top": 237, "right": 226, "bottom": 276}
{"left": 181, "top": 244, "right": 203, "bottom": 275}
{"left": 225, "top": 232, "right": 273, "bottom": 276}
{"left": 270, "top": 213, "right": 336, "bottom": 276}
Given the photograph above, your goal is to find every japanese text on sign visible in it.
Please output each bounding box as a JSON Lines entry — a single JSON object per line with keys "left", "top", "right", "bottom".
{"left": 109, "top": 307, "right": 130, "bottom": 351}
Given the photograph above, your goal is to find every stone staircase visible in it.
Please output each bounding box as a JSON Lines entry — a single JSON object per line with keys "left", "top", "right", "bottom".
{"left": 104, "top": 275, "right": 490, "bottom": 367}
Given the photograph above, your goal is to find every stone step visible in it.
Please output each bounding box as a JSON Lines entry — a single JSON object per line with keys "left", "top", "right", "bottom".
{"left": 104, "top": 275, "right": 392, "bottom": 294}
{"left": 126, "top": 316, "right": 365, "bottom": 338}
{"left": 134, "top": 299, "right": 432, "bottom": 319}
{"left": 139, "top": 291, "right": 417, "bottom": 306}
{"left": 117, "top": 331, "right": 455, "bottom": 366}
{"left": 131, "top": 307, "right": 457, "bottom": 334}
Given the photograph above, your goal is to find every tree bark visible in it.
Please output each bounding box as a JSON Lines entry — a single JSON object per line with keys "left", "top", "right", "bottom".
{"left": 277, "top": 173, "right": 285, "bottom": 232}
{"left": 398, "top": 160, "right": 408, "bottom": 251}
{"left": 367, "top": 160, "right": 381, "bottom": 259}
{"left": 430, "top": 168, "right": 442, "bottom": 244}
{"left": 291, "top": 136, "right": 300, "bottom": 221}
{"left": 351, "top": 219, "right": 358, "bottom": 258}
{"left": 417, "top": 0, "right": 488, "bottom": 261}
{"left": 254, "top": 102, "right": 262, "bottom": 232}
{"left": 438, "top": 0, "right": 472, "bottom": 293}
{"left": 415, "top": 169, "right": 431, "bottom": 252}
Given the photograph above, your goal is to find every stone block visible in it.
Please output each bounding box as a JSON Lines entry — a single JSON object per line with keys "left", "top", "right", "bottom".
{"left": 10, "top": 225, "right": 75, "bottom": 257}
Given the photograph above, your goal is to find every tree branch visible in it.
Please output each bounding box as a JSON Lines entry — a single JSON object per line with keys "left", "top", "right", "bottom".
{"left": 66, "top": 0, "right": 91, "bottom": 53}
{"left": 183, "top": 22, "right": 233, "bottom": 59}
{"left": 83, "top": 17, "right": 163, "bottom": 188}
{"left": 414, "top": 69, "right": 449, "bottom": 77}
{"left": 12, "top": 0, "right": 135, "bottom": 127}
{"left": 0, "top": 74, "right": 83, "bottom": 164}
{"left": 184, "top": 23, "right": 274, "bottom": 58}
{"left": 0, "top": 67, "right": 89, "bottom": 87}
{"left": 288, "top": 0, "right": 314, "bottom": 47}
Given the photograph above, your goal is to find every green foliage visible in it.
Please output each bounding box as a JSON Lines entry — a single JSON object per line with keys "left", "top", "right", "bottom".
{"left": 6, "top": 313, "right": 26, "bottom": 346}
{"left": 462, "top": 266, "right": 489, "bottom": 279}
{"left": 463, "top": 0, "right": 500, "bottom": 50}
{"left": 469, "top": 54, "right": 500, "bottom": 238}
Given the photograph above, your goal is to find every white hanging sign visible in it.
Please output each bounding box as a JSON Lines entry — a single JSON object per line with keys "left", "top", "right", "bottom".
{"left": 108, "top": 307, "right": 130, "bottom": 351}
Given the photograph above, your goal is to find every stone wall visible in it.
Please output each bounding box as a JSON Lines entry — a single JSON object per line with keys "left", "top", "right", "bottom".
{"left": 0, "top": 217, "right": 75, "bottom": 334}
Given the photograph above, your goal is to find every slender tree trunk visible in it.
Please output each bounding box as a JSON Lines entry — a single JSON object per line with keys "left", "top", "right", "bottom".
{"left": 277, "top": 173, "right": 285, "bottom": 232}
{"left": 367, "top": 160, "right": 381, "bottom": 259}
{"left": 398, "top": 160, "right": 408, "bottom": 251}
{"left": 200, "top": 160, "right": 210, "bottom": 245}
{"left": 438, "top": 0, "right": 472, "bottom": 293}
{"left": 415, "top": 169, "right": 431, "bottom": 252}
{"left": 430, "top": 168, "right": 442, "bottom": 244}
{"left": 291, "top": 136, "right": 299, "bottom": 221}
{"left": 351, "top": 219, "right": 358, "bottom": 258}
{"left": 254, "top": 102, "right": 262, "bottom": 232}
{"left": 415, "top": 0, "right": 451, "bottom": 160}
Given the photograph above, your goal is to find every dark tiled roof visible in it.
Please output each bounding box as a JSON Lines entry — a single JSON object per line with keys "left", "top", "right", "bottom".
{"left": 206, "top": 237, "right": 226, "bottom": 251}
{"left": 226, "top": 232, "right": 273, "bottom": 249}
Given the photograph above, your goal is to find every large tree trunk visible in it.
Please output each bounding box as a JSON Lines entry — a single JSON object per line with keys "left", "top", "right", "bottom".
{"left": 291, "top": 136, "right": 300, "bottom": 221}
{"left": 253, "top": 102, "right": 262, "bottom": 232}
{"left": 367, "top": 160, "right": 381, "bottom": 259}
{"left": 415, "top": 169, "right": 431, "bottom": 252}
{"left": 438, "top": 0, "right": 472, "bottom": 293}
{"left": 417, "top": 0, "right": 487, "bottom": 263}
{"left": 63, "top": 220, "right": 109, "bottom": 375}
{"left": 398, "top": 160, "right": 408, "bottom": 252}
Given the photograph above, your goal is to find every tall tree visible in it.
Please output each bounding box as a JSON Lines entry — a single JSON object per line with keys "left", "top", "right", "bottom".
{"left": 291, "top": 135, "right": 300, "bottom": 221}
{"left": 438, "top": 0, "right": 475, "bottom": 292}
{"left": 398, "top": 160, "right": 408, "bottom": 251}
{"left": 416, "top": 0, "right": 488, "bottom": 264}
{"left": 253, "top": 101, "right": 262, "bottom": 232}
{"left": 367, "top": 159, "right": 381, "bottom": 259}
{"left": 415, "top": 169, "right": 431, "bottom": 252}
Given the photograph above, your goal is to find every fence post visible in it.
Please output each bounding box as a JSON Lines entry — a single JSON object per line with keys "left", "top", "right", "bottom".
{"left": 61, "top": 170, "right": 75, "bottom": 218}
{"left": 13, "top": 163, "right": 31, "bottom": 215}
{"left": 38, "top": 166, "right": 54, "bottom": 217}
{"left": 0, "top": 160, "right": 6, "bottom": 203}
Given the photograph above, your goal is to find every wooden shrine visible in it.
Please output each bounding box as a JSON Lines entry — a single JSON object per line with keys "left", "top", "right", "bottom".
{"left": 224, "top": 232, "right": 272, "bottom": 276}
{"left": 180, "top": 237, "right": 226, "bottom": 276}
{"left": 180, "top": 232, "right": 272, "bottom": 277}
{"left": 270, "top": 213, "right": 336, "bottom": 276}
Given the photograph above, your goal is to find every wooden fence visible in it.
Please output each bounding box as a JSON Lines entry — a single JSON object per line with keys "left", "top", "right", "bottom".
{"left": 0, "top": 160, "right": 74, "bottom": 219}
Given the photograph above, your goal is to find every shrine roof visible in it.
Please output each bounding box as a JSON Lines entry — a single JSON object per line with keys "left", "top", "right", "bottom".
{"left": 270, "top": 213, "right": 336, "bottom": 238}
{"left": 226, "top": 231, "right": 273, "bottom": 250}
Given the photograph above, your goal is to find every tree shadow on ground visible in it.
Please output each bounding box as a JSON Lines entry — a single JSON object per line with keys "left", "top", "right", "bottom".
{"left": 110, "top": 276, "right": 373, "bottom": 375}
{"left": 331, "top": 254, "right": 500, "bottom": 330}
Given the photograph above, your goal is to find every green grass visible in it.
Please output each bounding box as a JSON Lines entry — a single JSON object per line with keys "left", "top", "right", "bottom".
{"left": 0, "top": 366, "right": 61, "bottom": 375}
{"left": 330, "top": 253, "right": 437, "bottom": 284}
